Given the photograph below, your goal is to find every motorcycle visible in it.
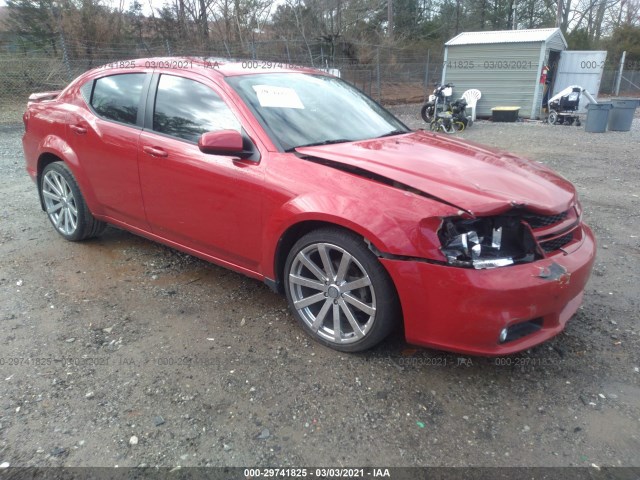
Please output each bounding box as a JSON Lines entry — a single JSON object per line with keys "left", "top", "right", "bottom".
{"left": 420, "top": 83, "right": 454, "bottom": 123}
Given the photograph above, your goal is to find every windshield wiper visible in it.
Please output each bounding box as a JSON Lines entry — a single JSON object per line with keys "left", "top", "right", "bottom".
{"left": 376, "top": 129, "right": 409, "bottom": 138}
{"left": 286, "top": 138, "right": 354, "bottom": 152}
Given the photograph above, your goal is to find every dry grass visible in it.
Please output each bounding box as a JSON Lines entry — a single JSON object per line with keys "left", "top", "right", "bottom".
{"left": 1, "top": 99, "right": 26, "bottom": 125}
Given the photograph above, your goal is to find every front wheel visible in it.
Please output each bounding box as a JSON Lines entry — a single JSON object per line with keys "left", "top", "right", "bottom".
{"left": 420, "top": 103, "right": 434, "bottom": 123}
{"left": 40, "top": 162, "right": 106, "bottom": 241}
{"left": 284, "top": 228, "right": 400, "bottom": 352}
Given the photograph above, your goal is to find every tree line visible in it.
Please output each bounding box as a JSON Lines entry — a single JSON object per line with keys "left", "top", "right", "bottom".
{"left": 3, "top": 0, "right": 639, "bottom": 64}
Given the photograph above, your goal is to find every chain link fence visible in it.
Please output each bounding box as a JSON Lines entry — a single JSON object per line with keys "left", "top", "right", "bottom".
{"left": 0, "top": 39, "right": 444, "bottom": 123}
{"left": 2, "top": 38, "right": 638, "bottom": 124}
{"left": 600, "top": 69, "right": 640, "bottom": 97}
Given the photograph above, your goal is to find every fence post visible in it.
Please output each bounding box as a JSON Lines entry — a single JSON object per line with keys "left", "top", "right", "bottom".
{"left": 614, "top": 51, "right": 626, "bottom": 96}
{"left": 376, "top": 47, "right": 381, "bottom": 102}
{"left": 59, "top": 31, "right": 72, "bottom": 81}
{"left": 424, "top": 49, "right": 430, "bottom": 92}
{"left": 285, "top": 39, "right": 291, "bottom": 64}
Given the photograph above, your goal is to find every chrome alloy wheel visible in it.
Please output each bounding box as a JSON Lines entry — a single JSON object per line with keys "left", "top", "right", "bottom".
{"left": 42, "top": 170, "right": 78, "bottom": 236}
{"left": 288, "top": 242, "right": 377, "bottom": 345}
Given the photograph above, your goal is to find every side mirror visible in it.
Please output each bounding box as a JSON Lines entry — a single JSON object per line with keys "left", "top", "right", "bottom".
{"left": 198, "top": 130, "right": 243, "bottom": 155}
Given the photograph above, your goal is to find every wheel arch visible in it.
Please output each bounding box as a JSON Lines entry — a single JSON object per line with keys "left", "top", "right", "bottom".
{"left": 270, "top": 219, "right": 393, "bottom": 295}
{"left": 36, "top": 152, "right": 65, "bottom": 210}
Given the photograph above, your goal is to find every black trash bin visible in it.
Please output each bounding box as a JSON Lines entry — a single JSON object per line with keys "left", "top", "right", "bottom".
{"left": 608, "top": 98, "right": 640, "bottom": 132}
{"left": 585, "top": 103, "right": 613, "bottom": 133}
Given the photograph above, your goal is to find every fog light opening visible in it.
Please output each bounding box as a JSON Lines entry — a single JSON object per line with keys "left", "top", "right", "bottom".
{"left": 499, "top": 318, "right": 544, "bottom": 344}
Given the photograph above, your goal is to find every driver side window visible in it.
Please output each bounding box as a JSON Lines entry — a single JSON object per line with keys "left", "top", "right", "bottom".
{"left": 153, "top": 74, "right": 241, "bottom": 143}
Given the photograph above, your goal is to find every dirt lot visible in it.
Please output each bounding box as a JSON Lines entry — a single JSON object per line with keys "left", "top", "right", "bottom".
{"left": 0, "top": 105, "right": 639, "bottom": 470}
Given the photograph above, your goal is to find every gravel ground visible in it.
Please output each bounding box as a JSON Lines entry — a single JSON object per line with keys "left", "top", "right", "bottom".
{"left": 0, "top": 105, "right": 639, "bottom": 470}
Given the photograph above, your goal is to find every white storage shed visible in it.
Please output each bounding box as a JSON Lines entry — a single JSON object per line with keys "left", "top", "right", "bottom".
{"left": 442, "top": 28, "right": 607, "bottom": 119}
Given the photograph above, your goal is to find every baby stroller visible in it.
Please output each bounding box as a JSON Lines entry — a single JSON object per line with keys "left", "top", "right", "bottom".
{"left": 546, "top": 85, "right": 596, "bottom": 126}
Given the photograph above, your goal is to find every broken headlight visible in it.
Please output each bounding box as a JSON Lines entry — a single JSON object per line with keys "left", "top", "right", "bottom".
{"left": 438, "top": 216, "right": 537, "bottom": 269}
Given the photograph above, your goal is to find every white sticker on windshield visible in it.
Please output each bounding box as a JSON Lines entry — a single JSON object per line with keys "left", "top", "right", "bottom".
{"left": 252, "top": 85, "right": 304, "bottom": 109}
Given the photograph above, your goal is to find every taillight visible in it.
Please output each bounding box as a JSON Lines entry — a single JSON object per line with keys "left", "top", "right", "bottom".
{"left": 23, "top": 111, "right": 29, "bottom": 131}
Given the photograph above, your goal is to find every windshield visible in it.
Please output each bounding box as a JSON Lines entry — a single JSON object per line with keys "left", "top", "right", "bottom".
{"left": 226, "top": 73, "right": 409, "bottom": 152}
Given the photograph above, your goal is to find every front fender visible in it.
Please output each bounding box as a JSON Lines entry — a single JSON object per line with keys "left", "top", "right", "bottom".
{"left": 262, "top": 190, "right": 458, "bottom": 279}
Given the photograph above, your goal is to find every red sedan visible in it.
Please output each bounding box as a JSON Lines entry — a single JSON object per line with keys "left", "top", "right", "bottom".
{"left": 22, "top": 58, "right": 596, "bottom": 355}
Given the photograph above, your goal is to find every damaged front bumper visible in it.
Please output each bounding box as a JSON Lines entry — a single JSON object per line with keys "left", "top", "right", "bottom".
{"left": 381, "top": 224, "right": 596, "bottom": 356}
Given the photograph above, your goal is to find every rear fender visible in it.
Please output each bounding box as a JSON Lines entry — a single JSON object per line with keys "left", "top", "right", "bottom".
{"left": 37, "top": 134, "right": 102, "bottom": 215}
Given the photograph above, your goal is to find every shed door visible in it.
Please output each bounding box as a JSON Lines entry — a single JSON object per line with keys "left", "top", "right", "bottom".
{"left": 552, "top": 51, "right": 607, "bottom": 103}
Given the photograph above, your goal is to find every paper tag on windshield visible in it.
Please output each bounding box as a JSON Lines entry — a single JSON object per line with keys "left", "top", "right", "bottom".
{"left": 252, "top": 85, "right": 304, "bottom": 109}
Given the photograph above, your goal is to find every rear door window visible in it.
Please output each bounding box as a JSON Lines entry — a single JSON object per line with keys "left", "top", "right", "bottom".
{"left": 91, "top": 73, "right": 146, "bottom": 126}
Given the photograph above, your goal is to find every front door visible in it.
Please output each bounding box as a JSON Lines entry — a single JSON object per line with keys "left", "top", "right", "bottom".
{"left": 138, "top": 73, "right": 264, "bottom": 271}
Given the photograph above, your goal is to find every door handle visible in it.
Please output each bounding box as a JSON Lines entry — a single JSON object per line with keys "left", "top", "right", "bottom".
{"left": 70, "top": 125, "right": 87, "bottom": 135}
{"left": 143, "top": 146, "right": 168, "bottom": 158}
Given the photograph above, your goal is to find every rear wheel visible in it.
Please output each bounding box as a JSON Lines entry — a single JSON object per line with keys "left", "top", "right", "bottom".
{"left": 548, "top": 111, "right": 558, "bottom": 125}
{"left": 40, "top": 162, "right": 106, "bottom": 241}
{"left": 284, "top": 228, "right": 400, "bottom": 352}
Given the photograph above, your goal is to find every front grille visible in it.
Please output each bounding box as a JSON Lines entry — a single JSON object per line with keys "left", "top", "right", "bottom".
{"left": 523, "top": 210, "right": 569, "bottom": 229}
{"left": 540, "top": 233, "right": 573, "bottom": 252}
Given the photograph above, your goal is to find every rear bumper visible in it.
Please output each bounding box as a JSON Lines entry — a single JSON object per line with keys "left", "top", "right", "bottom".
{"left": 381, "top": 224, "right": 596, "bottom": 356}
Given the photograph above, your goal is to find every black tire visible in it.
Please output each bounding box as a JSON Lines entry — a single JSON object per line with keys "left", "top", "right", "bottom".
{"left": 284, "top": 228, "right": 400, "bottom": 352}
{"left": 548, "top": 111, "right": 558, "bottom": 125}
{"left": 40, "top": 162, "right": 106, "bottom": 241}
{"left": 420, "top": 103, "right": 434, "bottom": 123}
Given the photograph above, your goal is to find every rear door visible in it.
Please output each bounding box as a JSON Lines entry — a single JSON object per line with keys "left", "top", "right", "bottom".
{"left": 68, "top": 72, "right": 150, "bottom": 228}
{"left": 553, "top": 50, "right": 607, "bottom": 110}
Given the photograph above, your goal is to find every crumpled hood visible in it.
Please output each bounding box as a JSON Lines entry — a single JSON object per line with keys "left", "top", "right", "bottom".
{"left": 296, "top": 130, "right": 576, "bottom": 215}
